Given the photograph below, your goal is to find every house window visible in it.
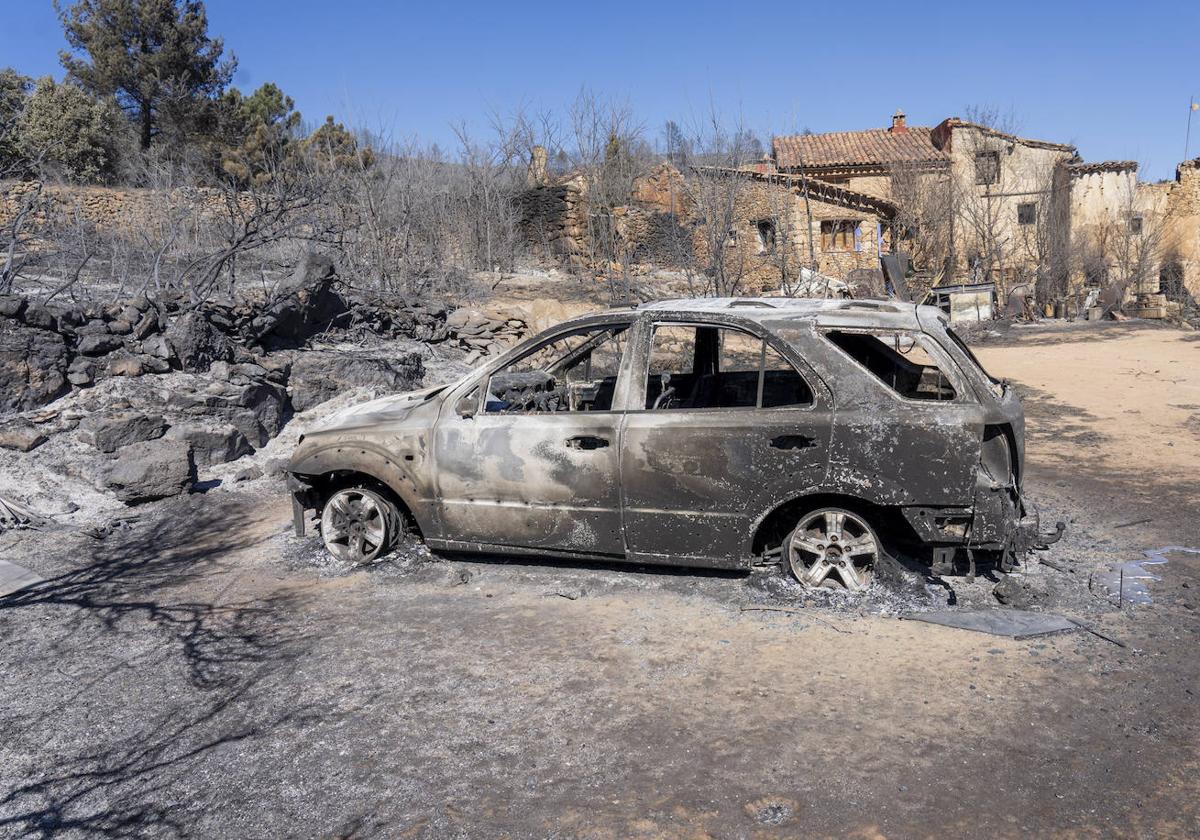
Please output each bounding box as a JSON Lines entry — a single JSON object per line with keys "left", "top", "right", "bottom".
{"left": 975, "top": 150, "right": 1000, "bottom": 185}
{"left": 1017, "top": 203, "right": 1036, "bottom": 225}
{"left": 820, "top": 220, "right": 859, "bottom": 252}
{"left": 1129, "top": 215, "right": 1144, "bottom": 235}
{"left": 755, "top": 219, "right": 776, "bottom": 254}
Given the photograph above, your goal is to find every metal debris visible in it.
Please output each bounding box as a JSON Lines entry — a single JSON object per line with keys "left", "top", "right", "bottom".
{"left": 0, "top": 559, "right": 43, "bottom": 597}
{"left": 900, "top": 608, "right": 1077, "bottom": 639}
{"left": 0, "top": 494, "right": 48, "bottom": 532}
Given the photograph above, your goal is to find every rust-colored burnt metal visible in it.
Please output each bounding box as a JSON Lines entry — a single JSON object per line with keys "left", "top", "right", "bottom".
{"left": 287, "top": 297, "right": 1063, "bottom": 588}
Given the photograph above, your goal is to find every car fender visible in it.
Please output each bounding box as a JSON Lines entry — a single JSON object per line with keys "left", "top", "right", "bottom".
{"left": 288, "top": 440, "right": 436, "bottom": 537}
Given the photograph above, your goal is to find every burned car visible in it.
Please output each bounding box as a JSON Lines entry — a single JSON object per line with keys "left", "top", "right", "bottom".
{"left": 287, "top": 298, "right": 1060, "bottom": 591}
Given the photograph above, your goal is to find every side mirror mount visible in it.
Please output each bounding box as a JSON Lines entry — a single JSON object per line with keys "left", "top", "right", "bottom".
{"left": 454, "top": 395, "right": 477, "bottom": 418}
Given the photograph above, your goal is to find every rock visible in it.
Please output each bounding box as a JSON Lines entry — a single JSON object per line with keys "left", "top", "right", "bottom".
{"left": 142, "top": 334, "right": 175, "bottom": 361}
{"left": 165, "top": 311, "right": 234, "bottom": 372}
{"left": 233, "top": 464, "right": 263, "bottom": 482}
{"left": 246, "top": 252, "right": 349, "bottom": 348}
{"left": 0, "top": 323, "right": 69, "bottom": 413}
{"left": 79, "top": 411, "right": 168, "bottom": 453}
{"left": 107, "top": 354, "right": 144, "bottom": 377}
{"left": 77, "top": 334, "right": 124, "bottom": 356}
{"left": 288, "top": 350, "right": 425, "bottom": 412}
{"left": 75, "top": 321, "right": 111, "bottom": 336}
{"left": 0, "top": 421, "right": 48, "bottom": 451}
{"left": 166, "top": 423, "right": 253, "bottom": 466}
{"left": 21, "top": 305, "right": 56, "bottom": 331}
{"left": 108, "top": 319, "right": 133, "bottom": 335}
{"left": 0, "top": 296, "right": 27, "bottom": 319}
{"left": 131, "top": 310, "right": 158, "bottom": 340}
{"left": 137, "top": 354, "right": 171, "bottom": 374}
{"left": 67, "top": 356, "right": 95, "bottom": 386}
{"left": 103, "top": 439, "right": 195, "bottom": 503}
{"left": 993, "top": 574, "right": 1046, "bottom": 608}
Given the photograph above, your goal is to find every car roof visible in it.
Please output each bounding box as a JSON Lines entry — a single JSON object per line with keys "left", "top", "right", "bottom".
{"left": 593, "top": 297, "right": 944, "bottom": 331}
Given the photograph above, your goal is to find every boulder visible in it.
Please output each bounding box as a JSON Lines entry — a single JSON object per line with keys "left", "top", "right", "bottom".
{"left": 79, "top": 411, "right": 168, "bottom": 453}
{"left": 77, "top": 334, "right": 124, "bottom": 356}
{"left": 166, "top": 423, "right": 253, "bottom": 466}
{"left": 131, "top": 309, "right": 159, "bottom": 340}
{"left": 103, "top": 439, "right": 195, "bottom": 503}
{"left": 0, "top": 322, "right": 69, "bottom": 413}
{"left": 141, "top": 334, "right": 175, "bottom": 361}
{"left": 21, "top": 304, "right": 56, "bottom": 331}
{"left": 0, "top": 296, "right": 27, "bottom": 319}
{"left": 166, "top": 376, "right": 290, "bottom": 447}
{"left": 0, "top": 421, "right": 48, "bottom": 452}
{"left": 246, "top": 252, "right": 349, "bottom": 348}
{"left": 287, "top": 350, "right": 425, "bottom": 412}
{"left": 165, "top": 311, "right": 234, "bottom": 372}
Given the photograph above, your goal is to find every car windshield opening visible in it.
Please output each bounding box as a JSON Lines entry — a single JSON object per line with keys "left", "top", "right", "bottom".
{"left": 485, "top": 324, "right": 628, "bottom": 413}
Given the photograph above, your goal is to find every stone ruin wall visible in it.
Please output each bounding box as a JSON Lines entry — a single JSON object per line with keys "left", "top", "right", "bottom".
{"left": 0, "top": 180, "right": 239, "bottom": 239}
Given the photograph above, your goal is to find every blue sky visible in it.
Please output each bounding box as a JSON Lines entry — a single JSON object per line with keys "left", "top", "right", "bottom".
{"left": 3, "top": 0, "right": 1198, "bottom": 180}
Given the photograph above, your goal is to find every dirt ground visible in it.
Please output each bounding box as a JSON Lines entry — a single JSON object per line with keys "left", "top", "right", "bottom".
{"left": 2, "top": 320, "right": 1199, "bottom": 839}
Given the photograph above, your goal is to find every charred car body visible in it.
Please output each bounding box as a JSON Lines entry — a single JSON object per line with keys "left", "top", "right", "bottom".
{"left": 287, "top": 298, "right": 1061, "bottom": 591}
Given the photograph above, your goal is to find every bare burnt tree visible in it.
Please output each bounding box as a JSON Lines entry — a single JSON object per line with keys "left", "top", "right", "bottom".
{"left": 662, "top": 111, "right": 765, "bottom": 297}
{"left": 889, "top": 160, "right": 957, "bottom": 282}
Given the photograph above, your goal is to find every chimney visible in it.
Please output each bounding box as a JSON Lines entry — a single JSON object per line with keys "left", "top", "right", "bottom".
{"left": 527, "top": 145, "right": 549, "bottom": 188}
{"left": 889, "top": 109, "right": 908, "bottom": 134}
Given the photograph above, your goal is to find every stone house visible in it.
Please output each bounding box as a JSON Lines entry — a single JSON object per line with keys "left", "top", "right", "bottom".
{"left": 648, "top": 166, "right": 897, "bottom": 293}
{"left": 773, "top": 111, "right": 1078, "bottom": 293}
{"left": 517, "top": 114, "right": 1200, "bottom": 304}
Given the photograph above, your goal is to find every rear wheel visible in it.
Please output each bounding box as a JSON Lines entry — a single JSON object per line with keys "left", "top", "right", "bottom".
{"left": 783, "top": 508, "right": 881, "bottom": 593}
{"left": 319, "top": 487, "right": 400, "bottom": 564}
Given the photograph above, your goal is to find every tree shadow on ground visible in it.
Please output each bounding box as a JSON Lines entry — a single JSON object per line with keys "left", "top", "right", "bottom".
{"left": 0, "top": 494, "right": 339, "bottom": 839}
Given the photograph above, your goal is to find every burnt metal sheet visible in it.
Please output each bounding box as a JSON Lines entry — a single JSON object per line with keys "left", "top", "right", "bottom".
{"left": 900, "top": 608, "right": 1077, "bottom": 639}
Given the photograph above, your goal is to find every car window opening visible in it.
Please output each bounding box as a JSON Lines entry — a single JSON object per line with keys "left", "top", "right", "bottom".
{"left": 646, "top": 324, "right": 813, "bottom": 410}
{"left": 484, "top": 324, "right": 628, "bottom": 414}
{"left": 825, "top": 330, "right": 956, "bottom": 401}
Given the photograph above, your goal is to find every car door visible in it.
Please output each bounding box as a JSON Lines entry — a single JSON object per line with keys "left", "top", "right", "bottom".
{"left": 817, "top": 327, "right": 983, "bottom": 505}
{"left": 620, "top": 317, "right": 832, "bottom": 567}
{"left": 432, "top": 320, "right": 632, "bottom": 557}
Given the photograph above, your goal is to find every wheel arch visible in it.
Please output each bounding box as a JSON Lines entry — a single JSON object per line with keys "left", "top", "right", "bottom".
{"left": 290, "top": 444, "right": 432, "bottom": 538}
{"left": 748, "top": 491, "right": 918, "bottom": 558}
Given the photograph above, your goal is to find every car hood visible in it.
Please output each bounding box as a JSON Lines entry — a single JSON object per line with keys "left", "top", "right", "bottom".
{"left": 306, "top": 384, "right": 448, "bottom": 435}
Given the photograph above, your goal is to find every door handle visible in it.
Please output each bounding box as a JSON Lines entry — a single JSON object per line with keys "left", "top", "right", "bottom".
{"left": 566, "top": 435, "right": 609, "bottom": 450}
{"left": 771, "top": 434, "right": 818, "bottom": 450}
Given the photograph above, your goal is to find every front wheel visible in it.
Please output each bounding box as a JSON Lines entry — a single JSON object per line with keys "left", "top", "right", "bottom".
{"left": 782, "top": 508, "right": 881, "bottom": 593}
{"left": 319, "top": 487, "right": 400, "bottom": 564}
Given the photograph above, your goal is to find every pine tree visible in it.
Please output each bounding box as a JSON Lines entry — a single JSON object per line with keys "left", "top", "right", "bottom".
{"left": 56, "top": 0, "right": 234, "bottom": 150}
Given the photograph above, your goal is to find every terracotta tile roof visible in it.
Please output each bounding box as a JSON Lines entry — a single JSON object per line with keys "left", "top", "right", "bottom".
{"left": 1065, "top": 160, "right": 1137, "bottom": 175}
{"left": 692, "top": 166, "right": 898, "bottom": 218}
{"left": 773, "top": 127, "right": 947, "bottom": 170}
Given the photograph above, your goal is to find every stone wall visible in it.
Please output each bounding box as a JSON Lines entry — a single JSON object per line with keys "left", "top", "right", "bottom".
{"left": 515, "top": 175, "right": 589, "bottom": 268}
{"left": 0, "top": 180, "right": 234, "bottom": 236}
{"left": 1159, "top": 159, "right": 1200, "bottom": 300}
